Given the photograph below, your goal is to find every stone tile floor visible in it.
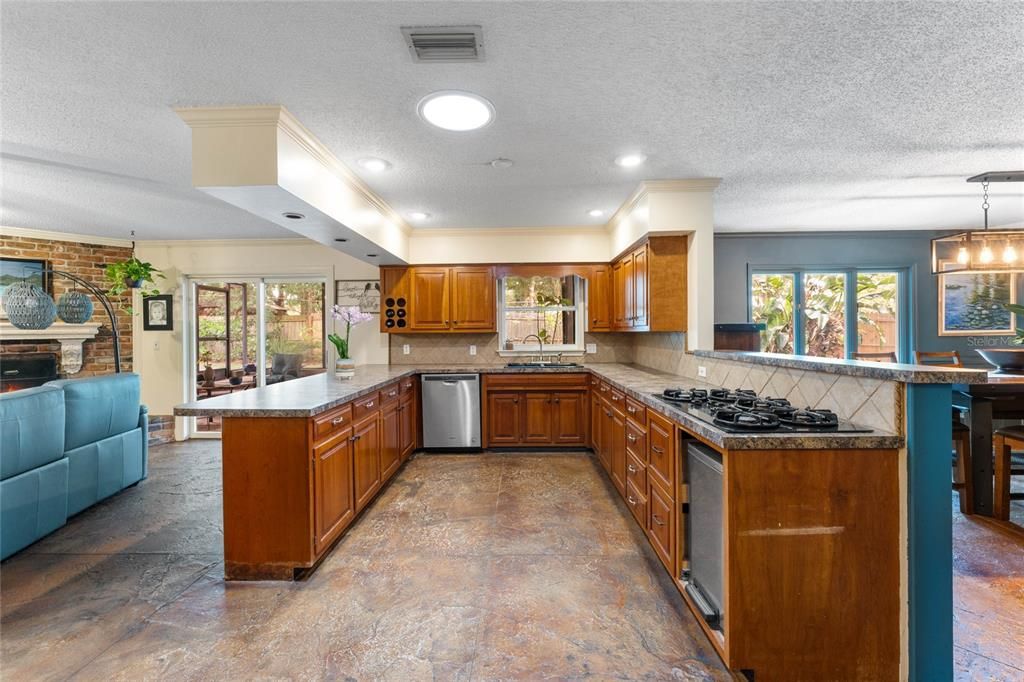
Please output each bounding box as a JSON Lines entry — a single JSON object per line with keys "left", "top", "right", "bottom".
{"left": 1, "top": 442, "right": 727, "bottom": 680}
{"left": 2, "top": 440, "right": 1022, "bottom": 680}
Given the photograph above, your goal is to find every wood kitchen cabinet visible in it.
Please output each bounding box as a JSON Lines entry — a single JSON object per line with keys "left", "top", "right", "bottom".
{"left": 610, "top": 235, "right": 687, "bottom": 332}
{"left": 352, "top": 411, "right": 381, "bottom": 513}
{"left": 646, "top": 480, "right": 674, "bottom": 573}
{"left": 399, "top": 393, "right": 417, "bottom": 461}
{"left": 482, "top": 374, "right": 588, "bottom": 447}
{"left": 380, "top": 265, "right": 495, "bottom": 333}
{"left": 588, "top": 265, "right": 612, "bottom": 332}
{"left": 312, "top": 427, "right": 355, "bottom": 554}
{"left": 380, "top": 401, "right": 401, "bottom": 482}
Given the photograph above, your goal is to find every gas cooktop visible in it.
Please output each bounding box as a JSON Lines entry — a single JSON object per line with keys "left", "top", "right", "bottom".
{"left": 652, "top": 388, "right": 873, "bottom": 434}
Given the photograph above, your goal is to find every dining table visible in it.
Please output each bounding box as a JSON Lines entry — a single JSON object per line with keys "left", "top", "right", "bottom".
{"left": 953, "top": 372, "right": 1024, "bottom": 517}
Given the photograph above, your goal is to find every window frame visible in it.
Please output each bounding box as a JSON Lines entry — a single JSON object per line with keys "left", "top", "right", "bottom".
{"left": 747, "top": 265, "right": 911, "bottom": 362}
{"left": 497, "top": 275, "right": 586, "bottom": 354}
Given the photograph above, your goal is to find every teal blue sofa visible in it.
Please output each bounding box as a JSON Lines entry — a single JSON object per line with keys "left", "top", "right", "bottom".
{"left": 1, "top": 373, "right": 148, "bottom": 559}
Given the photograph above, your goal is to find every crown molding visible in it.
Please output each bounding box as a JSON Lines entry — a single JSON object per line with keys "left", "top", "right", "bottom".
{"left": 1, "top": 226, "right": 133, "bottom": 248}
{"left": 136, "top": 237, "right": 315, "bottom": 248}
{"left": 409, "top": 226, "right": 608, "bottom": 238}
{"left": 607, "top": 178, "right": 722, "bottom": 231}
{"left": 174, "top": 105, "right": 411, "bottom": 236}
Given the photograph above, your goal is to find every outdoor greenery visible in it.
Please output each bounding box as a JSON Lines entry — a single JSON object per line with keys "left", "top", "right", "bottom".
{"left": 751, "top": 272, "right": 898, "bottom": 357}
{"left": 504, "top": 275, "right": 577, "bottom": 345}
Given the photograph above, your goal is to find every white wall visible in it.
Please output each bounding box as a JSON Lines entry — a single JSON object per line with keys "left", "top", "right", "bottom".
{"left": 132, "top": 238, "right": 387, "bottom": 429}
{"left": 408, "top": 227, "right": 611, "bottom": 264}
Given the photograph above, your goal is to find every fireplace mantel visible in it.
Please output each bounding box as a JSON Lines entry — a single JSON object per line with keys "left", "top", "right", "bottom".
{"left": 0, "top": 321, "right": 102, "bottom": 374}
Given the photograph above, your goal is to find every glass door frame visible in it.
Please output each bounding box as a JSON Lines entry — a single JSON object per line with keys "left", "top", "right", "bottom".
{"left": 747, "top": 265, "right": 912, "bottom": 362}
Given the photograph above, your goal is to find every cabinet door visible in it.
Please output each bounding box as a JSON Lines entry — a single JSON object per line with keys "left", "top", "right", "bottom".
{"left": 609, "top": 408, "right": 627, "bottom": 495}
{"left": 632, "top": 245, "right": 649, "bottom": 329}
{"left": 612, "top": 261, "right": 627, "bottom": 329}
{"left": 313, "top": 429, "right": 355, "bottom": 553}
{"left": 523, "top": 392, "right": 554, "bottom": 444}
{"left": 399, "top": 394, "right": 416, "bottom": 461}
{"left": 409, "top": 267, "right": 450, "bottom": 331}
{"left": 647, "top": 481, "right": 675, "bottom": 573}
{"left": 622, "top": 253, "right": 635, "bottom": 328}
{"left": 552, "top": 392, "right": 586, "bottom": 445}
{"left": 450, "top": 267, "right": 495, "bottom": 331}
{"left": 487, "top": 392, "right": 522, "bottom": 445}
{"left": 380, "top": 403, "right": 401, "bottom": 483}
{"left": 590, "top": 392, "right": 604, "bottom": 459}
{"left": 352, "top": 413, "right": 381, "bottom": 513}
{"left": 647, "top": 411, "right": 676, "bottom": 494}
{"left": 588, "top": 265, "right": 612, "bottom": 332}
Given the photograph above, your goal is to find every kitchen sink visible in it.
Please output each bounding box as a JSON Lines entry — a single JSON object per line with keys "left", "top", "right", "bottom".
{"left": 505, "top": 362, "right": 581, "bottom": 368}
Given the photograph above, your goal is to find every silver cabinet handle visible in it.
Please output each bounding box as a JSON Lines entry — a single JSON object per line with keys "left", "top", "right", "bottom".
{"left": 627, "top": 495, "right": 637, "bottom": 506}
{"left": 331, "top": 416, "right": 345, "bottom": 425}
{"left": 651, "top": 445, "right": 665, "bottom": 454}
{"left": 627, "top": 434, "right": 636, "bottom": 443}
{"left": 364, "top": 401, "right": 374, "bottom": 409}
{"left": 388, "top": 390, "right": 398, "bottom": 397}
{"left": 653, "top": 515, "right": 665, "bottom": 527}
{"left": 627, "top": 464, "right": 637, "bottom": 474}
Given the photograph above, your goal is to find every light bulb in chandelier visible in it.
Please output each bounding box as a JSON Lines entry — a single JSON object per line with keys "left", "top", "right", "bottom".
{"left": 957, "top": 244, "right": 970, "bottom": 264}
{"left": 1003, "top": 243, "right": 1019, "bottom": 264}
{"left": 980, "top": 243, "right": 995, "bottom": 264}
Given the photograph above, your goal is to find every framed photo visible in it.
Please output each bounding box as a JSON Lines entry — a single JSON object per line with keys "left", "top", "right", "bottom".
{"left": 143, "top": 294, "right": 173, "bottom": 331}
{"left": 938, "top": 261, "right": 1016, "bottom": 336}
{"left": 0, "top": 257, "right": 50, "bottom": 319}
{"left": 336, "top": 279, "right": 380, "bottom": 314}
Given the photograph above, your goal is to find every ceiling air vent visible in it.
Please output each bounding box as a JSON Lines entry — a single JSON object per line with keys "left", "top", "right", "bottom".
{"left": 401, "top": 25, "right": 484, "bottom": 63}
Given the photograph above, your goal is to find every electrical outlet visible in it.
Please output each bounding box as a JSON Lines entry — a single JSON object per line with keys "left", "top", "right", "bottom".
{"left": 402, "top": 344, "right": 410, "bottom": 355}
{"left": 697, "top": 365, "right": 708, "bottom": 378}
{"left": 586, "top": 343, "right": 597, "bottom": 354}
{"left": 469, "top": 345, "right": 477, "bottom": 356}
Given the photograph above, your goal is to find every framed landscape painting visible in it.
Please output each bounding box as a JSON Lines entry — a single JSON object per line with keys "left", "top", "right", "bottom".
{"left": 0, "top": 257, "right": 50, "bottom": 319}
{"left": 938, "top": 261, "right": 1016, "bottom": 336}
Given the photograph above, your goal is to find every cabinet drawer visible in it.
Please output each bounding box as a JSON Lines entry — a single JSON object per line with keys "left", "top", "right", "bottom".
{"left": 609, "top": 388, "right": 625, "bottom": 407}
{"left": 590, "top": 374, "right": 601, "bottom": 388}
{"left": 626, "top": 450, "right": 647, "bottom": 493}
{"left": 625, "top": 397, "right": 647, "bottom": 423}
{"left": 648, "top": 411, "right": 676, "bottom": 495}
{"left": 625, "top": 420, "right": 646, "bottom": 460}
{"left": 400, "top": 376, "right": 418, "bottom": 395}
{"left": 352, "top": 392, "right": 381, "bottom": 420}
{"left": 647, "top": 482, "right": 674, "bottom": 573}
{"left": 597, "top": 381, "right": 612, "bottom": 397}
{"left": 625, "top": 479, "right": 647, "bottom": 526}
{"left": 312, "top": 403, "right": 353, "bottom": 444}
{"left": 485, "top": 373, "right": 589, "bottom": 391}
{"left": 380, "top": 382, "right": 401, "bottom": 406}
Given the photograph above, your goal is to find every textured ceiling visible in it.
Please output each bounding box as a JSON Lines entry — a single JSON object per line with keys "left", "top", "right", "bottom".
{"left": 2, "top": 1, "right": 1023, "bottom": 241}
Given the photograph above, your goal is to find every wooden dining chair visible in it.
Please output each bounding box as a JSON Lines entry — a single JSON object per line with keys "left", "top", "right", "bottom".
{"left": 913, "top": 350, "right": 962, "bottom": 367}
{"left": 852, "top": 351, "right": 898, "bottom": 363}
{"left": 991, "top": 426, "right": 1024, "bottom": 521}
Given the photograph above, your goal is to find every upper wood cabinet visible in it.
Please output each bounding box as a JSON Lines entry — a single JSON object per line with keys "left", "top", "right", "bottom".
{"left": 587, "top": 265, "right": 612, "bottom": 332}
{"left": 611, "top": 235, "right": 687, "bottom": 333}
{"left": 380, "top": 265, "right": 495, "bottom": 333}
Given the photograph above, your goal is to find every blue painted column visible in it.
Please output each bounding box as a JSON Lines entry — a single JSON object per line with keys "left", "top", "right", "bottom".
{"left": 906, "top": 383, "right": 954, "bottom": 681}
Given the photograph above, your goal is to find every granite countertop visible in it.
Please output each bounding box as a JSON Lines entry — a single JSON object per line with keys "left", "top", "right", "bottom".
{"left": 694, "top": 350, "right": 990, "bottom": 384}
{"left": 175, "top": 363, "right": 904, "bottom": 450}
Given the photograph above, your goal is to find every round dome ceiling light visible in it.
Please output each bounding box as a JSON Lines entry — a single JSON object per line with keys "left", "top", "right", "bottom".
{"left": 408, "top": 211, "right": 431, "bottom": 221}
{"left": 418, "top": 91, "right": 494, "bottom": 132}
{"left": 282, "top": 212, "right": 305, "bottom": 220}
{"left": 588, "top": 209, "right": 605, "bottom": 218}
{"left": 614, "top": 153, "right": 647, "bottom": 168}
{"left": 490, "top": 157, "right": 514, "bottom": 169}
{"left": 357, "top": 157, "right": 392, "bottom": 172}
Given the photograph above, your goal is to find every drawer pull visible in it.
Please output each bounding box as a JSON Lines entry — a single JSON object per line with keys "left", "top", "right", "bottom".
{"left": 627, "top": 406, "right": 636, "bottom": 414}
{"left": 651, "top": 445, "right": 665, "bottom": 454}
{"left": 653, "top": 515, "right": 665, "bottom": 527}
{"left": 627, "top": 434, "right": 637, "bottom": 443}
{"left": 387, "top": 390, "right": 398, "bottom": 397}
{"left": 331, "top": 416, "right": 345, "bottom": 425}
{"left": 612, "top": 395, "right": 621, "bottom": 401}
{"left": 404, "top": 382, "right": 413, "bottom": 389}
{"left": 364, "top": 400, "right": 375, "bottom": 409}
{"left": 627, "top": 464, "right": 637, "bottom": 474}
{"left": 349, "top": 435, "right": 361, "bottom": 442}
{"left": 627, "top": 495, "right": 637, "bottom": 506}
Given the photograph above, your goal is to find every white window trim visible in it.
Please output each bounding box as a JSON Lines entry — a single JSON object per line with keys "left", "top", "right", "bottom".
{"left": 497, "top": 276, "right": 585, "bottom": 354}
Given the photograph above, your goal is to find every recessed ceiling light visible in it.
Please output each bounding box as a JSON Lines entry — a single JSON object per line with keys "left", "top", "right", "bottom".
{"left": 334, "top": 238, "right": 349, "bottom": 243}
{"left": 588, "top": 209, "right": 605, "bottom": 218}
{"left": 614, "top": 153, "right": 647, "bottom": 168}
{"left": 282, "top": 212, "right": 305, "bottom": 220}
{"left": 408, "top": 211, "right": 431, "bottom": 221}
{"left": 367, "top": 253, "right": 378, "bottom": 258}
{"left": 418, "top": 91, "right": 494, "bottom": 132}
{"left": 490, "top": 157, "right": 514, "bottom": 169}
{"left": 357, "top": 157, "right": 392, "bottom": 173}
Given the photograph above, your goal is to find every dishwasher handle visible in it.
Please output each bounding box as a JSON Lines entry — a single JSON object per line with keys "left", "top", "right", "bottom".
{"left": 422, "top": 374, "right": 479, "bottom": 382}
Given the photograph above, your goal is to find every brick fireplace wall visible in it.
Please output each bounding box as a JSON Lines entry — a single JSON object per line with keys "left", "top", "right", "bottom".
{"left": 1, "top": 234, "right": 134, "bottom": 375}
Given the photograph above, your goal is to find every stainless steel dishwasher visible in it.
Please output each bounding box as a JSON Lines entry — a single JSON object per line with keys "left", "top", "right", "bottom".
{"left": 421, "top": 374, "right": 481, "bottom": 448}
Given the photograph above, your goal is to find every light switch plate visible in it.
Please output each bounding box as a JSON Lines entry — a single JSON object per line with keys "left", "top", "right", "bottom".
{"left": 697, "top": 365, "right": 708, "bottom": 377}
{"left": 586, "top": 343, "right": 597, "bottom": 354}
{"left": 402, "top": 344, "right": 410, "bottom": 355}
{"left": 469, "top": 345, "right": 477, "bottom": 356}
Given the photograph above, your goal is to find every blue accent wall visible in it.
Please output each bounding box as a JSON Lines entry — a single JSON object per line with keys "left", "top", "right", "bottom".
{"left": 714, "top": 231, "right": 1018, "bottom": 368}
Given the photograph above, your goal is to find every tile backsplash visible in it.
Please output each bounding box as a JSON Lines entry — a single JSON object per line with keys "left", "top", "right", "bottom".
{"left": 389, "top": 332, "right": 636, "bottom": 365}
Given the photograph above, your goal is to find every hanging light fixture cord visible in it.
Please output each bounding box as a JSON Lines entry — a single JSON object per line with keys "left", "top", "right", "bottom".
{"left": 982, "top": 180, "right": 990, "bottom": 230}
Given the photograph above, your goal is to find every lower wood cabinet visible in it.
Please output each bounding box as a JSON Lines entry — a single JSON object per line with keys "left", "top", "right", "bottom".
{"left": 399, "top": 392, "right": 416, "bottom": 461}
{"left": 487, "top": 392, "right": 522, "bottom": 445}
{"left": 482, "top": 374, "right": 588, "bottom": 447}
{"left": 380, "top": 401, "right": 401, "bottom": 482}
{"left": 352, "top": 412, "right": 381, "bottom": 513}
{"left": 312, "top": 428, "right": 355, "bottom": 553}
{"left": 646, "top": 480, "right": 674, "bottom": 573}
{"left": 552, "top": 392, "right": 587, "bottom": 445}
{"left": 524, "top": 392, "right": 554, "bottom": 444}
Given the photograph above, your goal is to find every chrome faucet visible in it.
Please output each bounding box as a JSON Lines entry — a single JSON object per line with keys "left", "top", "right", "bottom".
{"left": 522, "top": 334, "right": 546, "bottom": 363}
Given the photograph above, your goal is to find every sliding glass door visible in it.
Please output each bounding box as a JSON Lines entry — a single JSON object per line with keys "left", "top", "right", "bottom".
{"left": 187, "top": 276, "right": 326, "bottom": 436}
{"left": 750, "top": 268, "right": 907, "bottom": 361}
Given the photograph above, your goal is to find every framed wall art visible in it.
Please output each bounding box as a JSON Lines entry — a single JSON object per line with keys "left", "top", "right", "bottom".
{"left": 0, "top": 257, "right": 50, "bottom": 319}
{"left": 938, "top": 261, "right": 1016, "bottom": 336}
{"left": 143, "top": 294, "right": 173, "bottom": 331}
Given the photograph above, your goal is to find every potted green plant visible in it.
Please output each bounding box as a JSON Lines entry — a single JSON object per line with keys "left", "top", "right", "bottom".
{"left": 105, "top": 256, "right": 164, "bottom": 303}
{"left": 329, "top": 305, "right": 373, "bottom": 379}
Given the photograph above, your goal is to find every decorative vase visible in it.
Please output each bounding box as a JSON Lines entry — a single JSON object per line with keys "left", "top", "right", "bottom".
{"left": 203, "top": 364, "right": 215, "bottom": 386}
{"left": 125, "top": 277, "right": 145, "bottom": 289}
{"left": 335, "top": 357, "right": 356, "bottom": 379}
{"left": 57, "top": 290, "right": 94, "bottom": 324}
{"left": 976, "top": 348, "right": 1024, "bottom": 374}
{"left": 229, "top": 369, "right": 244, "bottom": 386}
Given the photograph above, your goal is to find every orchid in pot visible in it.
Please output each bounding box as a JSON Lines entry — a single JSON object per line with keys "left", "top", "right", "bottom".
{"left": 329, "top": 305, "right": 373, "bottom": 378}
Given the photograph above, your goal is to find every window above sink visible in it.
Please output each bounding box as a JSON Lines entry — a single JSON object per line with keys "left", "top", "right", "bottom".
{"left": 498, "top": 274, "right": 586, "bottom": 354}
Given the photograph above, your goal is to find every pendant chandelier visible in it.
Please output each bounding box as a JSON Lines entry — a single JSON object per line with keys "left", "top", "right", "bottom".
{"left": 932, "top": 171, "right": 1024, "bottom": 274}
